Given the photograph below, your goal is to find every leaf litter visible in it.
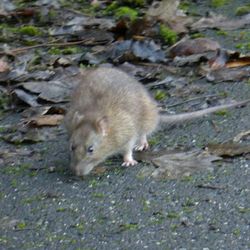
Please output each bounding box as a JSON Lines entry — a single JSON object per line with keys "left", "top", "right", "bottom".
{"left": 0, "top": 0, "right": 249, "bottom": 179}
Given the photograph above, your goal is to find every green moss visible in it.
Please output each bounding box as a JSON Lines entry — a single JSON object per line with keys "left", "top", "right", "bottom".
{"left": 89, "top": 179, "right": 99, "bottom": 188}
{"left": 181, "top": 175, "right": 194, "bottom": 182}
{"left": 142, "top": 199, "right": 151, "bottom": 211}
{"left": 154, "top": 89, "right": 167, "bottom": 101}
{"left": 103, "top": 2, "right": 118, "bottom": 15}
{"left": 56, "top": 207, "right": 67, "bottom": 212}
{"left": 0, "top": 93, "right": 9, "bottom": 112}
{"left": 159, "top": 24, "right": 177, "bottom": 45}
{"left": 19, "top": 25, "right": 41, "bottom": 36}
{"left": 22, "top": 40, "right": 38, "bottom": 46}
{"left": 148, "top": 134, "right": 161, "bottom": 146}
{"left": 74, "top": 222, "right": 85, "bottom": 232}
{"left": 191, "top": 33, "right": 206, "bottom": 39}
{"left": 119, "top": 223, "right": 139, "bottom": 231}
{"left": 216, "top": 30, "right": 228, "bottom": 36}
{"left": 195, "top": 214, "right": 204, "bottom": 222}
{"left": 0, "top": 236, "right": 8, "bottom": 244}
{"left": 233, "top": 228, "right": 241, "bottom": 237}
{"left": 235, "top": 5, "right": 250, "bottom": 16}
{"left": 167, "top": 211, "right": 180, "bottom": 219}
{"left": 122, "top": 0, "right": 145, "bottom": 7}
{"left": 48, "top": 47, "right": 62, "bottom": 55}
{"left": 48, "top": 46, "right": 81, "bottom": 55}
{"left": 115, "top": 7, "right": 138, "bottom": 21}
{"left": 16, "top": 221, "right": 27, "bottom": 230}
{"left": 211, "top": 0, "right": 230, "bottom": 8}
{"left": 92, "top": 192, "right": 105, "bottom": 198}
{"left": 22, "top": 194, "right": 43, "bottom": 204}
{"left": 235, "top": 42, "right": 250, "bottom": 51}
{"left": 182, "top": 197, "right": 196, "bottom": 207}
{"left": 150, "top": 212, "right": 165, "bottom": 225}
{"left": 170, "top": 223, "right": 178, "bottom": 231}
{"left": 237, "top": 207, "right": 250, "bottom": 213}
{"left": 179, "top": 1, "right": 190, "bottom": 11}
{"left": 2, "top": 163, "right": 30, "bottom": 175}
{"left": 214, "top": 109, "right": 229, "bottom": 116}
{"left": 11, "top": 179, "right": 18, "bottom": 188}
{"left": 61, "top": 47, "right": 82, "bottom": 54}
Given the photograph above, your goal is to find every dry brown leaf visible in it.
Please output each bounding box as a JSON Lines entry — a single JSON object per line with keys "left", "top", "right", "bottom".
{"left": 210, "top": 49, "right": 250, "bottom": 69}
{"left": 27, "top": 114, "right": 64, "bottom": 127}
{"left": 191, "top": 13, "right": 250, "bottom": 31}
{"left": 136, "top": 149, "right": 221, "bottom": 179}
{"left": 226, "top": 57, "right": 250, "bottom": 68}
{"left": 233, "top": 130, "right": 250, "bottom": 142}
{"left": 206, "top": 143, "right": 250, "bottom": 157}
{"left": 147, "top": 0, "right": 180, "bottom": 22}
{"left": 22, "top": 106, "right": 66, "bottom": 118}
{"left": 147, "top": 0, "right": 191, "bottom": 33}
{"left": 206, "top": 67, "right": 250, "bottom": 82}
{"left": 169, "top": 38, "right": 220, "bottom": 58}
{"left": 0, "top": 59, "right": 10, "bottom": 73}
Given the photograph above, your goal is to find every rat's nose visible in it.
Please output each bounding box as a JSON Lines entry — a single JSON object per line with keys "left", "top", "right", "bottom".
{"left": 73, "top": 161, "right": 95, "bottom": 176}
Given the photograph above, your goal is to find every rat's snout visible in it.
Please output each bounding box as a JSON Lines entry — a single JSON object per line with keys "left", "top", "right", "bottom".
{"left": 70, "top": 159, "right": 95, "bottom": 176}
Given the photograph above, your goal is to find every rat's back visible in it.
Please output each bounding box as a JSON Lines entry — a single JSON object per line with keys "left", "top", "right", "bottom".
{"left": 67, "top": 67, "right": 159, "bottom": 139}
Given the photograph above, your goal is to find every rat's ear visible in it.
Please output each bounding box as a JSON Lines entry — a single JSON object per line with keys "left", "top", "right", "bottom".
{"left": 96, "top": 116, "right": 108, "bottom": 136}
{"left": 73, "top": 111, "right": 84, "bottom": 127}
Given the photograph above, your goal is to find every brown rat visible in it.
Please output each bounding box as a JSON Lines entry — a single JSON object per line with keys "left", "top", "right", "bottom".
{"left": 65, "top": 67, "right": 250, "bottom": 176}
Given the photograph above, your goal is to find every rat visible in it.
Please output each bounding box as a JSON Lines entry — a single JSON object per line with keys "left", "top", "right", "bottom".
{"left": 64, "top": 67, "right": 250, "bottom": 176}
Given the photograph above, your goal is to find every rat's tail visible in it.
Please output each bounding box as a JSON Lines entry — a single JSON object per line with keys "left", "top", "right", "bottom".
{"left": 160, "top": 99, "right": 250, "bottom": 124}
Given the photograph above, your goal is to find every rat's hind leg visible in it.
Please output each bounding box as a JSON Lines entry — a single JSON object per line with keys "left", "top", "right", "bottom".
{"left": 134, "top": 134, "right": 149, "bottom": 151}
{"left": 122, "top": 138, "right": 138, "bottom": 167}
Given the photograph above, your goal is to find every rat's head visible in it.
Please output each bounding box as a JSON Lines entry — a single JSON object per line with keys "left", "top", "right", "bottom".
{"left": 69, "top": 112, "right": 108, "bottom": 176}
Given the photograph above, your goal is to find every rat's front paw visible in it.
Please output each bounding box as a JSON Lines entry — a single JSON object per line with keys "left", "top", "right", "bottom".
{"left": 134, "top": 141, "right": 149, "bottom": 151}
{"left": 122, "top": 159, "right": 138, "bottom": 167}
{"left": 135, "top": 135, "right": 149, "bottom": 151}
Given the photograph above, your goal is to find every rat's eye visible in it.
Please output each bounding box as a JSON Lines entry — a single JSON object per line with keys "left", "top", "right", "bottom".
{"left": 70, "top": 144, "right": 76, "bottom": 151}
{"left": 87, "top": 145, "right": 94, "bottom": 154}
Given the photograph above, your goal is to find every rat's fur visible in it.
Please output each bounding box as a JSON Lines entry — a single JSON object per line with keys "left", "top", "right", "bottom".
{"left": 65, "top": 67, "right": 249, "bottom": 176}
{"left": 65, "top": 67, "right": 158, "bottom": 176}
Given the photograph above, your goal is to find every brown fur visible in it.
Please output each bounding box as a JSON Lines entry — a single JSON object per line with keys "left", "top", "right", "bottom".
{"left": 65, "top": 67, "right": 250, "bottom": 176}
{"left": 64, "top": 67, "right": 159, "bottom": 176}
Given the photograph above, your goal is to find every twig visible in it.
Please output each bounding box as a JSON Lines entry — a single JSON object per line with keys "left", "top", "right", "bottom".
{"left": 196, "top": 184, "right": 225, "bottom": 190}
{"left": 0, "top": 39, "right": 90, "bottom": 55}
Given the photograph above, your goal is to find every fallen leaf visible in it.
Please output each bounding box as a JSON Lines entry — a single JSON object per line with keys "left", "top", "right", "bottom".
{"left": 226, "top": 58, "right": 250, "bottom": 68}
{"left": 27, "top": 114, "right": 64, "bottom": 127}
{"left": 0, "top": 59, "right": 10, "bottom": 72}
{"left": 209, "top": 49, "right": 250, "bottom": 69}
{"left": 233, "top": 130, "right": 250, "bottom": 142}
{"left": 0, "top": 217, "right": 20, "bottom": 230}
{"left": 173, "top": 52, "right": 215, "bottom": 66}
{"left": 22, "top": 106, "right": 66, "bottom": 118}
{"left": 105, "top": 39, "right": 166, "bottom": 63}
{"left": 12, "top": 89, "right": 40, "bottom": 107}
{"left": 2, "top": 128, "right": 46, "bottom": 144}
{"left": 92, "top": 165, "right": 107, "bottom": 175}
{"left": 206, "top": 143, "right": 250, "bottom": 157}
{"left": 136, "top": 149, "right": 221, "bottom": 179}
{"left": 191, "top": 13, "right": 250, "bottom": 31}
{"left": 147, "top": 0, "right": 192, "bottom": 34}
{"left": 66, "top": 16, "right": 115, "bottom": 30}
{"left": 147, "top": 0, "right": 180, "bottom": 23}
{"left": 20, "top": 80, "right": 73, "bottom": 103}
{"left": 206, "top": 66, "right": 250, "bottom": 82}
{"left": 209, "top": 49, "right": 229, "bottom": 69}
{"left": 169, "top": 38, "right": 220, "bottom": 58}
{"left": 72, "top": 29, "right": 114, "bottom": 44}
